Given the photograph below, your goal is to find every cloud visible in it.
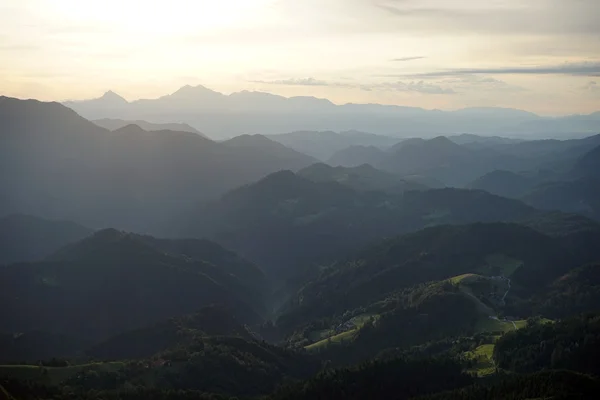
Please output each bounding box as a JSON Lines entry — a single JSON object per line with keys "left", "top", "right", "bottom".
{"left": 397, "top": 62, "right": 600, "bottom": 78}
{"left": 361, "top": 80, "right": 456, "bottom": 95}
{"left": 371, "top": 0, "right": 600, "bottom": 36}
{"left": 439, "top": 75, "right": 525, "bottom": 93}
{"left": 252, "top": 77, "right": 333, "bottom": 86}
{"left": 582, "top": 81, "right": 600, "bottom": 94}
{"left": 252, "top": 76, "right": 455, "bottom": 94}
{"left": 391, "top": 56, "right": 426, "bottom": 62}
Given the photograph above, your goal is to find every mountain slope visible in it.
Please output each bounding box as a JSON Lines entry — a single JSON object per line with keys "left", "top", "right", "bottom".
{"left": 522, "top": 178, "right": 600, "bottom": 221}
{"left": 86, "top": 305, "right": 255, "bottom": 360}
{"left": 183, "top": 170, "right": 538, "bottom": 280}
{"left": 77, "top": 335, "right": 321, "bottom": 397}
{"left": 0, "top": 214, "right": 92, "bottom": 264}
{"left": 0, "top": 229, "right": 265, "bottom": 343}
{"left": 223, "top": 134, "right": 318, "bottom": 169}
{"left": 0, "top": 97, "right": 315, "bottom": 233}
{"left": 378, "top": 136, "right": 516, "bottom": 187}
{"left": 298, "top": 163, "right": 428, "bottom": 193}
{"left": 468, "top": 170, "right": 538, "bottom": 198}
{"left": 572, "top": 144, "right": 600, "bottom": 179}
{"left": 494, "top": 313, "right": 600, "bottom": 376}
{"left": 279, "top": 223, "right": 576, "bottom": 333}
{"left": 527, "top": 263, "right": 600, "bottom": 319}
{"left": 0, "top": 331, "right": 84, "bottom": 363}
{"left": 418, "top": 370, "right": 600, "bottom": 400}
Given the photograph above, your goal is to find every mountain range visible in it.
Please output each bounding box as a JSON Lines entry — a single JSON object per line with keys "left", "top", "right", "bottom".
{"left": 182, "top": 169, "right": 546, "bottom": 280}
{"left": 329, "top": 133, "right": 600, "bottom": 187}
{"left": 3, "top": 91, "right": 600, "bottom": 400}
{"left": 0, "top": 96, "right": 315, "bottom": 233}
{"left": 64, "top": 85, "right": 600, "bottom": 139}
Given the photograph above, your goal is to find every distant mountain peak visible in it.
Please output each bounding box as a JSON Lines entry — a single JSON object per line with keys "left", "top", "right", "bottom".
{"left": 170, "top": 84, "right": 222, "bottom": 99}
{"left": 99, "top": 90, "right": 127, "bottom": 103}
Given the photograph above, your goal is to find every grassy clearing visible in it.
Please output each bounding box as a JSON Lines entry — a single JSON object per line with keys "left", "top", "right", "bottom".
{"left": 475, "top": 317, "right": 527, "bottom": 334}
{"left": 450, "top": 273, "right": 480, "bottom": 284}
{"left": 474, "top": 344, "right": 494, "bottom": 358}
{"left": 514, "top": 320, "right": 527, "bottom": 329}
{"left": 350, "top": 314, "right": 376, "bottom": 326}
{"left": 305, "top": 329, "right": 358, "bottom": 351}
{"left": 305, "top": 313, "right": 377, "bottom": 351}
{"left": 465, "top": 344, "right": 496, "bottom": 377}
{"left": 0, "top": 362, "right": 125, "bottom": 385}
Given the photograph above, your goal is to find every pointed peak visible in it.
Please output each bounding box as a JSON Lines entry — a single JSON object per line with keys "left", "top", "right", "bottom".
{"left": 174, "top": 84, "right": 195, "bottom": 93}
{"left": 100, "top": 90, "right": 127, "bottom": 103}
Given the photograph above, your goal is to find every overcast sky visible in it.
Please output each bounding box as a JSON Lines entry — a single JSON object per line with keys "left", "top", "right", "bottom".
{"left": 1, "top": 0, "right": 599, "bottom": 115}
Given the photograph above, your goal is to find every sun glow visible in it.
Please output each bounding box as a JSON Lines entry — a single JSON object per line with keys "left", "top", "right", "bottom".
{"left": 44, "top": 0, "right": 275, "bottom": 35}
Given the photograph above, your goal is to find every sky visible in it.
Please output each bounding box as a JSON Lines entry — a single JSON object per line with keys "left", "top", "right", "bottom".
{"left": 1, "top": 0, "right": 599, "bottom": 115}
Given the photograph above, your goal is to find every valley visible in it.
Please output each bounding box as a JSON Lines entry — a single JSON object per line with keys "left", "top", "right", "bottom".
{"left": 1, "top": 96, "right": 600, "bottom": 399}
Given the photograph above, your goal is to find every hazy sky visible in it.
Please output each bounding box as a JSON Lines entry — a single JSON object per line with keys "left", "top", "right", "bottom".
{"left": 1, "top": 0, "right": 599, "bottom": 115}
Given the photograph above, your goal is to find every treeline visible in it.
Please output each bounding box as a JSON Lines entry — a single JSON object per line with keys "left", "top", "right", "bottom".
{"left": 494, "top": 313, "right": 600, "bottom": 376}
{"left": 288, "top": 280, "right": 480, "bottom": 367}
{"left": 317, "top": 281, "right": 479, "bottom": 365}
{"left": 417, "top": 370, "right": 600, "bottom": 400}
{"left": 268, "top": 356, "right": 472, "bottom": 400}
{"left": 64, "top": 336, "right": 321, "bottom": 397}
{"left": 0, "top": 379, "right": 233, "bottom": 400}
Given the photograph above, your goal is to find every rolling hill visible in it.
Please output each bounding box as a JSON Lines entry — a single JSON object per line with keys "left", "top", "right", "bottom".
{"left": 378, "top": 136, "right": 520, "bottom": 187}
{"left": 0, "top": 229, "right": 267, "bottom": 344}
{"left": 468, "top": 170, "right": 538, "bottom": 198}
{"left": 183, "top": 171, "right": 538, "bottom": 280}
{"left": 85, "top": 305, "right": 255, "bottom": 360}
{"left": 278, "top": 223, "right": 578, "bottom": 334}
{"left": 297, "top": 163, "right": 428, "bottom": 193}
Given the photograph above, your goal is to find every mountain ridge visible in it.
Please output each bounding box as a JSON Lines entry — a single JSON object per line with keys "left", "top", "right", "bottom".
{"left": 0, "top": 96, "right": 316, "bottom": 233}
{"left": 63, "top": 86, "right": 600, "bottom": 139}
